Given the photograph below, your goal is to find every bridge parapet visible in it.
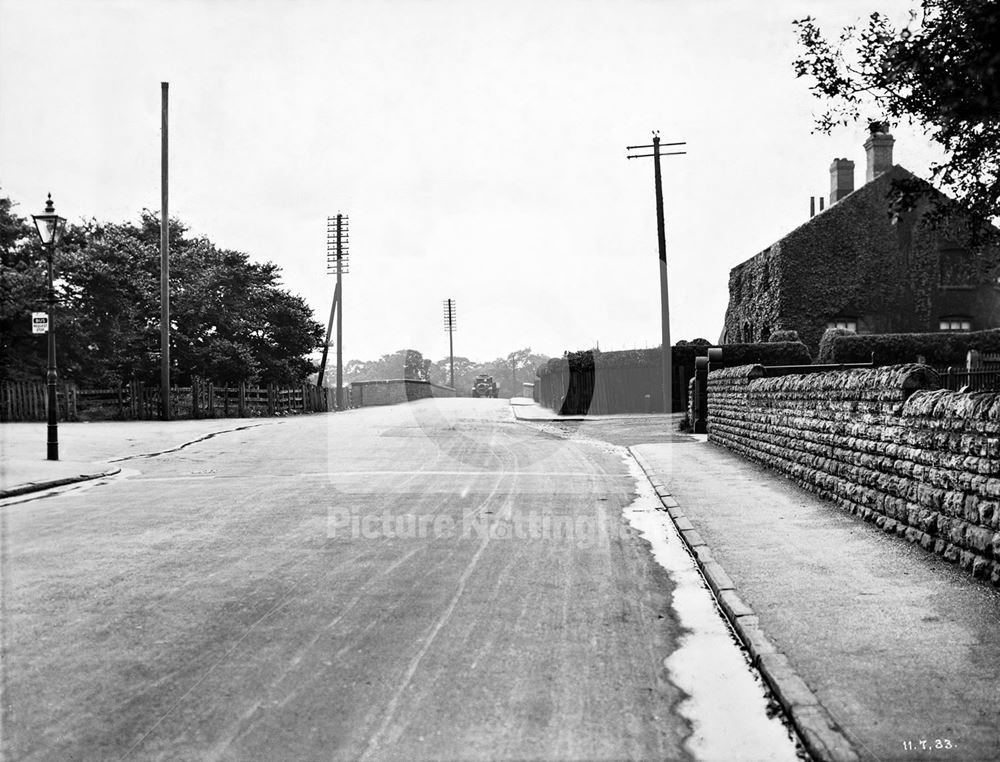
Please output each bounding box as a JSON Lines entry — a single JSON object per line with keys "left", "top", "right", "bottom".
{"left": 348, "top": 379, "right": 456, "bottom": 408}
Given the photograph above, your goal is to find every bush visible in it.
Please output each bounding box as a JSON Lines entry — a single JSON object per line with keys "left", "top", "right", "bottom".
{"left": 716, "top": 341, "right": 812, "bottom": 366}
{"left": 817, "top": 328, "right": 1000, "bottom": 366}
{"left": 769, "top": 330, "right": 800, "bottom": 343}
{"left": 816, "top": 327, "right": 858, "bottom": 363}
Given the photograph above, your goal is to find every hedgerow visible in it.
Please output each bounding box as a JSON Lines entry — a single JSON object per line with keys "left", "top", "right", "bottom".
{"left": 817, "top": 328, "right": 1000, "bottom": 366}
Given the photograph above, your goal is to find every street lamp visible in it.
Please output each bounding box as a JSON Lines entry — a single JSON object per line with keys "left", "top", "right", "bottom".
{"left": 32, "top": 193, "right": 66, "bottom": 461}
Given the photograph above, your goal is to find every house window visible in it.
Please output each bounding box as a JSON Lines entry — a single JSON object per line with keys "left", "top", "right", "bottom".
{"left": 939, "top": 247, "right": 975, "bottom": 288}
{"left": 939, "top": 316, "right": 971, "bottom": 331}
{"left": 826, "top": 318, "right": 857, "bottom": 332}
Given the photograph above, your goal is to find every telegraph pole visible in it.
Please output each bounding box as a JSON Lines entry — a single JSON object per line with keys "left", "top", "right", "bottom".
{"left": 321, "top": 214, "right": 349, "bottom": 408}
{"left": 443, "top": 299, "right": 456, "bottom": 388}
{"left": 317, "top": 281, "right": 339, "bottom": 389}
{"left": 160, "top": 81, "right": 170, "bottom": 420}
{"left": 627, "top": 132, "right": 685, "bottom": 414}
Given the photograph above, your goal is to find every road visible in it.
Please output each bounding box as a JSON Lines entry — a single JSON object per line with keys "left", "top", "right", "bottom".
{"left": 1, "top": 399, "right": 798, "bottom": 761}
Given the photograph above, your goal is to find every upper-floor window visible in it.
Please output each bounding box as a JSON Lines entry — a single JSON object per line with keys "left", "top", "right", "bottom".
{"left": 940, "top": 246, "right": 975, "bottom": 288}
{"left": 939, "top": 316, "right": 971, "bottom": 331}
{"left": 827, "top": 318, "right": 857, "bottom": 332}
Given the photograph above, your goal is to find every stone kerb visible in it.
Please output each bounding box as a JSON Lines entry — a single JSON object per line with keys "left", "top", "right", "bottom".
{"left": 707, "top": 363, "right": 1000, "bottom": 585}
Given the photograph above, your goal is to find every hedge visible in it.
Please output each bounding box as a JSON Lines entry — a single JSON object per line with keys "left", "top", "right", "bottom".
{"left": 816, "top": 328, "right": 1000, "bottom": 366}
{"left": 768, "top": 330, "right": 800, "bottom": 343}
{"left": 714, "top": 341, "right": 812, "bottom": 366}
{"left": 816, "top": 327, "right": 858, "bottom": 364}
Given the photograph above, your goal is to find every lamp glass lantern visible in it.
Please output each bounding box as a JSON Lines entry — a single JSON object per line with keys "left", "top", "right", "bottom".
{"left": 32, "top": 193, "right": 66, "bottom": 245}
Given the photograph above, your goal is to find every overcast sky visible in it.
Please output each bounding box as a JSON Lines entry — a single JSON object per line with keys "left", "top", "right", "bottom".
{"left": 0, "top": 0, "right": 941, "bottom": 364}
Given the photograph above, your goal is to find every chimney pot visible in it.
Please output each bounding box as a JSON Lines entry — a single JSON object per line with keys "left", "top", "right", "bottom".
{"left": 829, "top": 158, "right": 855, "bottom": 205}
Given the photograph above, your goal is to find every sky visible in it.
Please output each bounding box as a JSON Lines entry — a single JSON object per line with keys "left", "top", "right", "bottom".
{"left": 0, "top": 0, "right": 942, "bottom": 365}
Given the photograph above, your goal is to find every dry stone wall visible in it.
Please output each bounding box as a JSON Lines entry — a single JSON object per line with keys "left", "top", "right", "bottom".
{"left": 707, "top": 363, "right": 1000, "bottom": 585}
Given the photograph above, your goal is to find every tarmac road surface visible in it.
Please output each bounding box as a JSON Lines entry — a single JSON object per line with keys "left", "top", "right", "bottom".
{"left": 0, "top": 399, "right": 796, "bottom": 761}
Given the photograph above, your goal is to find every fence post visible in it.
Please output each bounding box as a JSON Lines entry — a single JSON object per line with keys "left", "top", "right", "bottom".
{"left": 238, "top": 382, "right": 247, "bottom": 417}
{"left": 267, "top": 384, "right": 275, "bottom": 416}
{"left": 693, "top": 356, "right": 709, "bottom": 434}
{"left": 192, "top": 378, "right": 200, "bottom": 419}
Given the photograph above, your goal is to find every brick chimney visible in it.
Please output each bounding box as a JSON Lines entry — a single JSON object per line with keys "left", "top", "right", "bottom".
{"left": 864, "top": 122, "right": 895, "bottom": 181}
{"left": 829, "top": 158, "right": 855, "bottom": 205}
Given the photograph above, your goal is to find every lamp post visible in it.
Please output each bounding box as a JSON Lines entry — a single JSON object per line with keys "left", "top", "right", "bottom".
{"left": 31, "top": 193, "right": 66, "bottom": 461}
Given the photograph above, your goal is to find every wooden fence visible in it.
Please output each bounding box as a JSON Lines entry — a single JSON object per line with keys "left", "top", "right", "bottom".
{"left": 1, "top": 380, "right": 338, "bottom": 422}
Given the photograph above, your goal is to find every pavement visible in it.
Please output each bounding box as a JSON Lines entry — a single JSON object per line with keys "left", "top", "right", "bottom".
{"left": 631, "top": 440, "right": 1000, "bottom": 762}
{"left": 0, "top": 418, "right": 278, "bottom": 498}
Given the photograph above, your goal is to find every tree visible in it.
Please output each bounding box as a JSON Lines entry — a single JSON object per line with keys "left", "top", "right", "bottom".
{"left": 793, "top": 2, "right": 1000, "bottom": 234}
{"left": 429, "top": 355, "right": 478, "bottom": 393}
{"left": 341, "top": 349, "right": 431, "bottom": 384}
{"left": 403, "top": 349, "right": 431, "bottom": 381}
{"left": 504, "top": 347, "right": 533, "bottom": 392}
{"left": 0, "top": 193, "right": 48, "bottom": 382}
{"left": 1, "top": 200, "right": 324, "bottom": 386}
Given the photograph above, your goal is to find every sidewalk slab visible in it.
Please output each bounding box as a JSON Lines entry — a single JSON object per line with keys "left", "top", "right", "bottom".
{"left": 1, "top": 419, "right": 276, "bottom": 497}
{"left": 632, "top": 439, "right": 1000, "bottom": 762}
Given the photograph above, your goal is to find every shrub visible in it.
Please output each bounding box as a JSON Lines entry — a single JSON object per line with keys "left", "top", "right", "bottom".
{"left": 818, "top": 328, "right": 1000, "bottom": 366}
{"left": 716, "top": 341, "right": 812, "bottom": 366}
{"left": 769, "top": 330, "right": 800, "bottom": 343}
{"left": 816, "top": 327, "right": 858, "bottom": 363}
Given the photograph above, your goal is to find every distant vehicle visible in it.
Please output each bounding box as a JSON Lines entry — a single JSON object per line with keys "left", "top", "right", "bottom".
{"left": 472, "top": 375, "right": 498, "bottom": 398}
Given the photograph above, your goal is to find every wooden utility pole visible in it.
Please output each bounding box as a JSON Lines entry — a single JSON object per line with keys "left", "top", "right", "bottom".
{"left": 443, "top": 299, "right": 456, "bottom": 388}
{"left": 160, "top": 82, "right": 170, "bottom": 420}
{"left": 317, "top": 281, "right": 339, "bottom": 388}
{"left": 627, "top": 132, "right": 685, "bottom": 414}
{"left": 324, "top": 214, "right": 349, "bottom": 408}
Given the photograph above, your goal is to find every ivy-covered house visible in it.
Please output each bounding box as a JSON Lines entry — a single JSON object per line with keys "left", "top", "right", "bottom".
{"left": 721, "top": 126, "right": 1000, "bottom": 354}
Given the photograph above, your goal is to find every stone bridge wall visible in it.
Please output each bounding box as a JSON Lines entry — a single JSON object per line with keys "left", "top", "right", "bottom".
{"left": 349, "top": 379, "right": 456, "bottom": 408}
{"left": 707, "top": 363, "right": 1000, "bottom": 585}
